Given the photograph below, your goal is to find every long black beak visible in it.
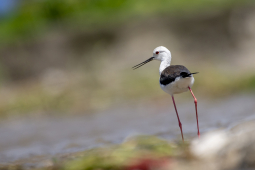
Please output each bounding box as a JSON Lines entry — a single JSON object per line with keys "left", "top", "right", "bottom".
{"left": 132, "top": 57, "right": 154, "bottom": 70}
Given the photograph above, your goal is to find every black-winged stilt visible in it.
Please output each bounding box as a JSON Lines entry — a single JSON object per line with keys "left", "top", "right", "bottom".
{"left": 132, "top": 46, "right": 200, "bottom": 141}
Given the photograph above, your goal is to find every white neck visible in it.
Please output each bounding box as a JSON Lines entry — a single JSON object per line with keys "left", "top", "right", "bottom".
{"left": 159, "top": 58, "right": 171, "bottom": 74}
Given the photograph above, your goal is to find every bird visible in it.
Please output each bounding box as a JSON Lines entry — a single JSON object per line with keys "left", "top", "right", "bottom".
{"left": 132, "top": 46, "right": 200, "bottom": 141}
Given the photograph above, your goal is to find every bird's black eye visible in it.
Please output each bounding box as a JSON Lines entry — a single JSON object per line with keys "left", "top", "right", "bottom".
{"left": 156, "top": 51, "right": 159, "bottom": 54}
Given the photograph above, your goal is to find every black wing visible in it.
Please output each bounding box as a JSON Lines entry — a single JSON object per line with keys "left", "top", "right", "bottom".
{"left": 160, "top": 65, "right": 198, "bottom": 85}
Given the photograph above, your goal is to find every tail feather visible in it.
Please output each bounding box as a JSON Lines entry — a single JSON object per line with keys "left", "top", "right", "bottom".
{"left": 191, "top": 72, "right": 199, "bottom": 75}
{"left": 180, "top": 72, "right": 199, "bottom": 78}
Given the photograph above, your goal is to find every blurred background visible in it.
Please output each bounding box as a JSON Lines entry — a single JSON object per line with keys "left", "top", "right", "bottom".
{"left": 0, "top": 0, "right": 255, "bottom": 166}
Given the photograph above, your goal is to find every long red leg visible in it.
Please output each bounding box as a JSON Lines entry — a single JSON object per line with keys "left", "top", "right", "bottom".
{"left": 171, "top": 96, "right": 184, "bottom": 141}
{"left": 188, "top": 87, "right": 200, "bottom": 138}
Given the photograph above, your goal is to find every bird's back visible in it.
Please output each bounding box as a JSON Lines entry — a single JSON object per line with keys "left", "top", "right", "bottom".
{"left": 160, "top": 65, "right": 191, "bottom": 85}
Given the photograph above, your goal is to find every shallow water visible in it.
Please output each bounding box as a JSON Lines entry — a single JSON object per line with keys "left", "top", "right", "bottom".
{"left": 0, "top": 94, "right": 255, "bottom": 165}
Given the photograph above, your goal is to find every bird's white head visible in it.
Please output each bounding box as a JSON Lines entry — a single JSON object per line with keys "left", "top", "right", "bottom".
{"left": 152, "top": 46, "right": 171, "bottom": 61}
{"left": 132, "top": 46, "right": 171, "bottom": 71}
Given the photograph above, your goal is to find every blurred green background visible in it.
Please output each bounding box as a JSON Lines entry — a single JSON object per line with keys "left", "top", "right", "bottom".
{"left": 0, "top": 0, "right": 255, "bottom": 117}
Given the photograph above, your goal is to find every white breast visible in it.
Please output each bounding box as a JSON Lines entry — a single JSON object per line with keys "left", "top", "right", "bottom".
{"left": 160, "top": 76, "right": 194, "bottom": 95}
